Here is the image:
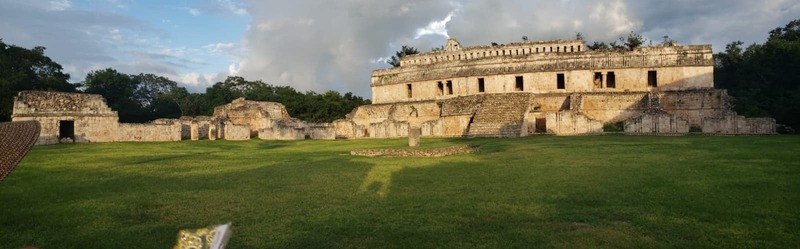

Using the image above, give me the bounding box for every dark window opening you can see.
[594,72,603,88]
[607,72,616,88]
[446,80,453,95]
[478,78,485,93]
[437,81,444,96]
[515,76,524,91]
[648,70,658,87]
[556,74,565,89]
[59,120,75,141]
[406,84,413,98]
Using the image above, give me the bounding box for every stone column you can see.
[208,124,217,141]
[408,126,421,147]
[190,121,199,141]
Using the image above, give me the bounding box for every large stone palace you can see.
[333,38,774,138]
[12,38,775,144]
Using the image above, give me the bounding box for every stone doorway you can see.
[535,118,547,133]
[59,120,75,141]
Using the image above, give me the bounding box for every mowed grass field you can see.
[1,135,799,248]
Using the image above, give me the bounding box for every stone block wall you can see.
[420,119,444,137]
[624,112,690,133]
[306,123,336,140]
[224,123,251,140]
[116,123,181,142]
[258,126,305,140]
[369,120,409,138]
[702,114,776,134]
[546,111,603,135]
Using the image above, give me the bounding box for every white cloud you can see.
[188,8,201,16]
[228,63,239,75]
[414,12,454,39]
[48,0,71,11]
[217,0,247,16]
[204,42,237,55]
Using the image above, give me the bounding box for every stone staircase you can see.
[467,93,533,137]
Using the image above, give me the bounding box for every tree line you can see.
[714,19,800,132]
[0,39,370,123]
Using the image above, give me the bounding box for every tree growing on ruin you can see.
[623,31,646,50]
[386,45,419,67]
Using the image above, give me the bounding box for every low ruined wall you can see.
[546,111,602,135]
[369,120,409,138]
[702,114,776,134]
[624,112,689,133]
[421,119,444,137]
[351,145,481,157]
[332,119,368,139]
[258,126,304,140]
[115,123,181,142]
[306,123,335,140]
[659,90,731,126]
[224,123,251,140]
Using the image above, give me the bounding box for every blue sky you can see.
[1,0,798,97]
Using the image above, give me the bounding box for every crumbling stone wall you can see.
[12,91,180,144]
[546,111,603,135]
[258,123,305,140]
[702,114,776,134]
[224,123,251,140]
[624,112,690,134]
[305,123,336,140]
[213,97,295,137]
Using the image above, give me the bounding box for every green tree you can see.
[587,41,609,50]
[83,68,145,122]
[0,39,77,121]
[386,45,419,67]
[715,19,800,131]
[623,31,646,50]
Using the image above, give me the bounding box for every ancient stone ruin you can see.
[12,37,776,144]
[12,91,181,144]
[334,37,775,137]
[11,92,338,144]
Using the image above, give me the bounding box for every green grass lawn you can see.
[1,136,799,248]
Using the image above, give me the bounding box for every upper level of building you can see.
[397,38,588,67]
[372,38,713,87]
[370,38,715,104]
